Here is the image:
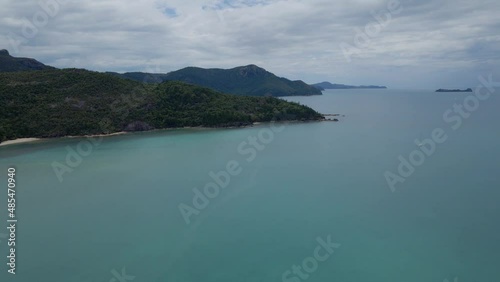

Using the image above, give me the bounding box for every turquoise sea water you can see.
[1,89,499,282]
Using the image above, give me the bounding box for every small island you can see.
[436,88,473,93]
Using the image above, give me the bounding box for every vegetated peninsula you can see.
[108,65,323,97]
[436,88,473,92]
[0,68,324,143]
[312,81,387,90]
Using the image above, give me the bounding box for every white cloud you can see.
[0,0,499,88]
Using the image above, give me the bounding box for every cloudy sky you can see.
[1,0,499,88]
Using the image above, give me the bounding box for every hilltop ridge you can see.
[110,64,322,97]
[0,50,55,72]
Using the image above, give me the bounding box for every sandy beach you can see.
[0,120,322,148]
[0,132,128,147]
[0,138,41,147]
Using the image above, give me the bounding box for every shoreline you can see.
[0,132,130,148]
[65,131,128,139]
[0,119,334,148]
[0,138,42,147]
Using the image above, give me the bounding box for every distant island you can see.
[0,50,325,143]
[436,88,473,92]
[311,81,387,90]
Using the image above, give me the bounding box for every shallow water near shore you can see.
[0,89,499,282]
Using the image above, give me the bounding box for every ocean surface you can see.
[1,89,499,282]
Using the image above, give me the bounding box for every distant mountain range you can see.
[0,50,320,97]
[436,88,472,93]
[0,49,55,72]
[312,81,387,90]
[108,65,322,97]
